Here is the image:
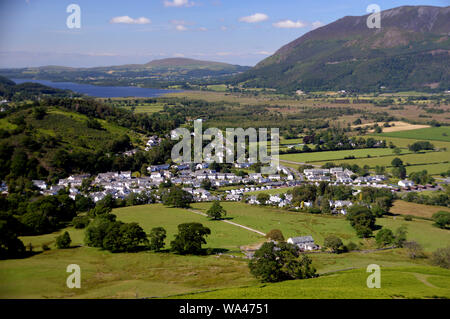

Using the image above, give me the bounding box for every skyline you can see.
[0,0,448,68]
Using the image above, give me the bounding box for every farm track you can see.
[186,209,266,236]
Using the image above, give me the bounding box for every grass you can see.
[377,127,450,142]
[174,266,450,299]
[279,148,411,163]
[113,204,263,252]
[3,203,449,299]
[190,202,449,252]
[390,200,450,219]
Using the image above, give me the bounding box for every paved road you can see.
[187,209,266,236]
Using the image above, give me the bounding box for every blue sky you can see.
[0,0,448,67]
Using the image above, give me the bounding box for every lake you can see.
[12,79,182,98]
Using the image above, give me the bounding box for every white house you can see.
[398,180,415,188]
[287,236,318,251]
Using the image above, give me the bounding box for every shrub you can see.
[72,216,90,229]
[404,215,413,221]
[431,246,450,269]
[346,242,358,251]
[432,211,450,229]
[404,241,425,259]
[265,229,285,242]
[323,235,345,253]
[55,231,71,249]
[375,228,394,247]
[42,243,50,251]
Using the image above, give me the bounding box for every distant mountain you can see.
[235,5,450,93]
[0,58,250,88]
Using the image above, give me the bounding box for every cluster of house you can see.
[304,168,390,187]
[246,192,354,215]
[30,162,299,203]
[145,135,162,151]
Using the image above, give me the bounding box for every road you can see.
[187,209,266,236]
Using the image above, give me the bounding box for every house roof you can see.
[288,235,314,244]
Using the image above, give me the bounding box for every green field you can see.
[280,148,410,163]
[2,202,449,299]
[191,202,449,252]
[377,127,450,142]
[176,266,450,299]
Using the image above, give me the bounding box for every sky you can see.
[0,0,448,68]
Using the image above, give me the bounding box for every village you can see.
[27,161,441,215]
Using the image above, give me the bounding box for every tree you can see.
[391,165,407,179]
[391,157,404,167]
[432,211,450,229]
[102,222,148,253]
[431,246,450,269]
[256,193,270,205]
[404,241,424,259]
[346,205,376,238]
[56,231,71,249]
[162,186,193,208]
[375,228,394,247]
[393,226,408,248]
[72,216,90,229]
[206,201,227,220]
[323,235,344,253]
[265,229,285,242]
[248,242,316,283]
[0,213,25,259]
[148,227,166,252]
[201,179,212,190]
[170,223,211,255]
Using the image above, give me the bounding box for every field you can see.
[176,266,450,299]
[390,200,450,219]
[191,202,449,252]
[352,121,430,133]
[377,127,450,142]
[2,202,449,299]
[279,148,411,163]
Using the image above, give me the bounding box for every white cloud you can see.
[256,51,272,55]
[164,0,194,7]
[311,21,324,29]
[272,20,306,29]
[220,26,228,31]
[110,16,151,24]
[239,13,268,23]
[175,25,188,31]
[198,27,208,31]
[173,53,185,57]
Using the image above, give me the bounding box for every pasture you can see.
[176,266,450,299]
[377,127,450,142]
[2,202,449,299]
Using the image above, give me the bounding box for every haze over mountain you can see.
[234,5,450,93]
[0,58,250,87]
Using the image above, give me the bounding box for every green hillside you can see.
[234,5,450,93]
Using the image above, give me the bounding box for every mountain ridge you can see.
[237,5,450,93]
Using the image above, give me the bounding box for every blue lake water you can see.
[12,79,182,98]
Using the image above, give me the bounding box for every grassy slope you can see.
[390,200,450,219]
[191,202,449,252]
[2,203,449,299]
[377,127,450,142]
[175,266,450,299]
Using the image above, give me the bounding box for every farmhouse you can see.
[287,236,318,251]
[398,180,415,188]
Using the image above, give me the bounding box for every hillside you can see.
[0,76,74,100]
[235,5,450,93]
[0,58,250,88]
